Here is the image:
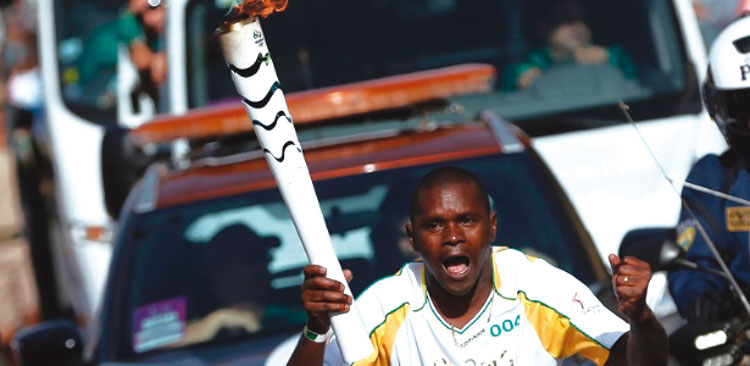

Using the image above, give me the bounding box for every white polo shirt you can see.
[324,247,629,366]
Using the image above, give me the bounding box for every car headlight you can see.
[695,329,729,351]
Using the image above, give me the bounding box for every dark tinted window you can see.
[187,0,697,132]
[54,0,121,124]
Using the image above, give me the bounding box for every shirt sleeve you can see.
[515,254,629,365]
[667,155,729,316]
[117,11,145,45]
[500,48,552,91]
[606,45,637,79]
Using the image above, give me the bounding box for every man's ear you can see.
[405,222,417,252]
[489,210,498,242]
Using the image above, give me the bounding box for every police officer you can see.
[668,15,750,321]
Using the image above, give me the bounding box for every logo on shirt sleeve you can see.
[677,218,697,251]
[572,292,584,309]
[572,291,601,315]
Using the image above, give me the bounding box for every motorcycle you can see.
[619,228,750,366]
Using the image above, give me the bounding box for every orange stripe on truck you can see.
[131,64,496,146]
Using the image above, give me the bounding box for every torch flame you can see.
[234,0,288,18]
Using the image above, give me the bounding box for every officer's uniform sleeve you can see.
[667,155,729,317]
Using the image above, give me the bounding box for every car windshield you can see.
[108,153,599,360]
[186,0,695,132]
[54,0,122,124]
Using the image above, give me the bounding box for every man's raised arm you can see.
[287,265,353,366]
[606,255,668,366]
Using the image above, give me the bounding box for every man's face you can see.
[407,182,497,296]
[143,6,166,35]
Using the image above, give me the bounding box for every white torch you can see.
[216,5,373,364]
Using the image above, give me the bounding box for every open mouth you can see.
[443,256,470,276]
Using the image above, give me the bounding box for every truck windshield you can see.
[186,0,698,135]
[54,0,122,125]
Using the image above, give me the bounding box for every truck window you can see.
[186,0,698,135]
[54,0,123,125]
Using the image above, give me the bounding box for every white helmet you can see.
[703,15,750,149]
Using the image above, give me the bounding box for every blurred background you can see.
[0,0,747,365]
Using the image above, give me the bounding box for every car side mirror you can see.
[11,319,83,366]
[618,227,682,272]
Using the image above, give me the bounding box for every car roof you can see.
[145,122,527,210]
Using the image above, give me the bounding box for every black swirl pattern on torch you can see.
[244,81,282,109]
[229,53,271,78]
[244,108,293,131]
[263,141,302,162]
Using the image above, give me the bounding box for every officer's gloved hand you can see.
[687,291,722,322]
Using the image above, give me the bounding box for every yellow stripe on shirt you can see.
[354,302,411,366]
[491,247,507,294]
[518,292,610,365]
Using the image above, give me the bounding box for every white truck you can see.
[24,0,724,327]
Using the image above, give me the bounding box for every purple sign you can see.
[132,297,187,353]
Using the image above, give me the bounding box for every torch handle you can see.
[219,17,374,364]
[272,157,373,361]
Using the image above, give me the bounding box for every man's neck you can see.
[426,263,493,329]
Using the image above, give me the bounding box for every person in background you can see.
[502,0,635,91]
[119,0,167,108]
[3,1,42,159]
[668,16,750,323]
